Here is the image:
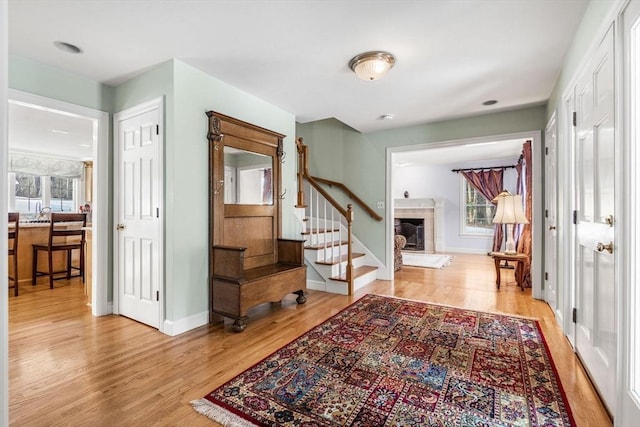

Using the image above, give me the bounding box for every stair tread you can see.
[330,265,378,282]
[315,253,365,265]
[301,228,340,235]
[305,240,349,250]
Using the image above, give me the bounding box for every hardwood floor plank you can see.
[9,253,611,426]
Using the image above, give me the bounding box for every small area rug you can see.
[192,294,575,426]
[402,252,453,269]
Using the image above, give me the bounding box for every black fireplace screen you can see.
[395,218,424,251]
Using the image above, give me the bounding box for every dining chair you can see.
[8,212,19,296]
[32,212,87,289]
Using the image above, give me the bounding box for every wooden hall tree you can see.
[207,111,307,332]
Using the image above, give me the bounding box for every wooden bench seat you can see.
[211,239,307,332]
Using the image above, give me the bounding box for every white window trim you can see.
[459,175,495,238]
[9,173,80,214]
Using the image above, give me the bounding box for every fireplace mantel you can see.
[394,198,444,253]
[394,198,437,209]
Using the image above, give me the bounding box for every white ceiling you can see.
[393,138,524,167]
[8,101,94,161]
[7,0,588,162]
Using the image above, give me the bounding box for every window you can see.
[461,178,495,235]
[14,174,42,213]
[50,176,75,212]
[9,173,79,215]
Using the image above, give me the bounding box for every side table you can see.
[490,252,528,290]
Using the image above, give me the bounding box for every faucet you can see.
[38,207,51,221]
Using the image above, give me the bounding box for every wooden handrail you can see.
[296,137,382,222]
[297,137,356,294]
[309,176,383,222]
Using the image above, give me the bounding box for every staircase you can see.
[296,137,383,295]
[301,217,379,295]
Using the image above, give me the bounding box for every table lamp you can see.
[492,192,529,254]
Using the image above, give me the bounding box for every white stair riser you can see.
[305,231,342,245]
[305,245,350,261]
[353,269,379,291]
[312,257,367,277]
[325,279,349,295]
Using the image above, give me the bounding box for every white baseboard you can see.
[162,310,209,336]
[92,301,114,317]
[306,279,326,292]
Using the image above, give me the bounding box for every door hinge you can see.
[156,124,159,135]
[573,210,578,224]
[572,307,577,323]
[572,111,577,127]
[156,290,159,301]
[545,209,548,218]
[545,272,549,280]
[545,146,549,155]
[156,207,159,218]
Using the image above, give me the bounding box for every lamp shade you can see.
[349,51,395,81]
[493,194,529,225]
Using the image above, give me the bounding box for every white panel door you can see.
[544,113,560,320]
[620,0,640,423]
[115,102,162,328]
[574,25,616,414]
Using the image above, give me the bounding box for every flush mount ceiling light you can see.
[349,51,395,81]
[53,41,83,54]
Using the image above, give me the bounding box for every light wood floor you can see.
[9,253,611,426]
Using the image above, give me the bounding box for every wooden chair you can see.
[32,213,87,289]
[8,212,19,296]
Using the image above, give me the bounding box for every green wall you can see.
[168,60,297,322]
[547,0,617,119]
[9,54,113,112]
[297,106,547,261]
[113,60,298,323]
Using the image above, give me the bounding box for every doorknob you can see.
[605,215,614,227]
[596,241,613,254]
[116,224,125,231]
[549,225,556,230]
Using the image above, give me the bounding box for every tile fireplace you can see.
[394,197,444,254]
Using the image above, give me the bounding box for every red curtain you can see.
[461,169,504,252]
[516,141,532,287]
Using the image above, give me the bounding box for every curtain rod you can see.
[451,164,517,173]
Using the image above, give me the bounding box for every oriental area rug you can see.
[192,294,575,426]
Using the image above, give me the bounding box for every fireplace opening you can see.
[395,218,424,251]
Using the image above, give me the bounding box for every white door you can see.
[114,99,163,329]
[574,25,616,414]
[620,0,640,423]
[544,113,560,320]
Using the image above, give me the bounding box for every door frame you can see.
[112,96,165,332]
[7,89,110,316]
[544,111,561,322]
[617,0,640,422]
[385,130,543,299]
